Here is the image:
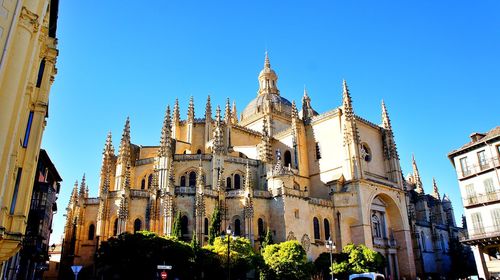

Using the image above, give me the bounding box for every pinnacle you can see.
[205,95,212,120]
[264,51,270,68]
[224,98,231,122]
[381,100,392,130]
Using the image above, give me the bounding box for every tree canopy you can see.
[331,244,385,277]
[208,205,222,245]
[261,240,313,280]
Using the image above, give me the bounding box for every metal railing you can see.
[459,156,500,178]
[463,189,500,207]
[460,225,500,241]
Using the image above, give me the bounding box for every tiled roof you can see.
[448,126,500,156]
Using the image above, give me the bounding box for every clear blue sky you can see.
[42,1,500,244]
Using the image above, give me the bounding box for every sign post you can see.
[71,265,82,280]
[157,263,172,280]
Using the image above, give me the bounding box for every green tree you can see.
[208,205,221,245]
[261,227,274,249]
[204,236,258,279]
[331,244,384,277]
[96,231,193,279]
[172,211,182,238]
[261,240,313,280]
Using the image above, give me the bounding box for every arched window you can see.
[440,234,445,251]
[189,171,196,186]
[134,219,142,233]
[372,214,382,238]
[234,219,241,236]
[113,219,118,236]
[226,177,232,189]
[324,219,330,240]
[313,217,320,240]
[421,231,426,251]
[361,143,372,162]
[197,149,202,154]
[234,174,241,189]
[284,150,292,167]
[88,224,95,240]
[204,218,209,235]
[258,218,264,237]
[141,178,146,190]
[180,176,186,187]
[147,174,153,188]
[181,215,189,235]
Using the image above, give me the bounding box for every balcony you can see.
[460,225,500,245]
[462,189,500,207]
[459,156,500,179]
[373,236,397,248]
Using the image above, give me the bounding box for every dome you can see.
[241,93,293,121]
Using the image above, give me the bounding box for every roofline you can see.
[39,149,62,182]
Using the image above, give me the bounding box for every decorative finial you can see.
[205,95,212,120]
[187,96,195,122]
[264,51,270,68]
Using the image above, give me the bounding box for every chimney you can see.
[469,132,486,142]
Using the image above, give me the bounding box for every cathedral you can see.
[62,54,416,279]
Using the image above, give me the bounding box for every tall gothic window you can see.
[421,231,426,251]
[88,224,95,240]
[234,174,241,189]
[113,219,118,236]
[313,217,320,240]
[181,215,189,235]
[148,174,153,188]
[258,218,264,237]
[315,143,321,160]
[180,176,186,187]
[134,219,142,233]
[204,218,209,235]
[189,171,196,186]
[234,219,241,236]
[141,178,146,190]
[226,177,232,189]
[372,214,382,238]
[324,219,330,240]
[284,150,292,167]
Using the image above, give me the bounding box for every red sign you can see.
[161,271,167,280]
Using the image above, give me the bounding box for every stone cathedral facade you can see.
[62,54,416,278]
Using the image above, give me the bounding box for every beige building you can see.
[448,127,500,279]
[0,0,59,261]
[62,54,416,279]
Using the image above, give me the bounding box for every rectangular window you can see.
[477,150,489,170]
[471,212,484,235]
[460,157,470,176]
[491,209,500,231]
[22,111,34,148]
[485,178,497,201]
[465,184,477,204]
[10,168,23,215]
[36,59,46,88]
[315,142,321,160]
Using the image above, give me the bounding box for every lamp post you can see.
[326,237,336,280]
[225,225,232,280]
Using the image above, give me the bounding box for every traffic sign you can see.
[157,265,172,270]
[71,265,82,275]
[161,271,167,280]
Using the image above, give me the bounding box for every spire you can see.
[224,98,231,124]
[79,174,86,198]
[212,105,224,154]
[301,87,314,121]
[158,105,172,157]
[258,52,279,96]
[342,80,354,121]
[173,98,180,123]
[264,51,270,68]
[187,96,195,122]
[244,160,253,197]
[118,117,131,165]
[205,95,212,121]
[103,132,114,156]
[70,180,79,205]
[291,100,298,120]
[100,132,114,195]
[432,177,440,200]
[259,117,273,162]
[381,100,392,131]
[412,154,424,194]
[231,101,238,124]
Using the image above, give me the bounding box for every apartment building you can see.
[448,126,500,279]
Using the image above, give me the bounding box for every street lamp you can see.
[326,237,336,280]
[224,226,232,280]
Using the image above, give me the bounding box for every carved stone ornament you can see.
[287,231,296,241]
[19,6,39,33]
[301,234,311,252]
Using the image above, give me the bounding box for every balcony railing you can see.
[463,189,500,207]
[373,237,397,248]
[460,225,500,242]
[459,156,500,178]
[130,189,149,198]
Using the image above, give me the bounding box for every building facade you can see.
[0,0,59,261]
[448,127,500,279]
[62,54,416,279]
[405,156,464,278]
